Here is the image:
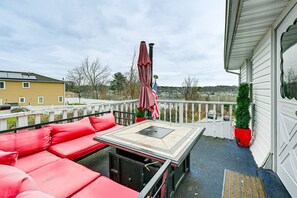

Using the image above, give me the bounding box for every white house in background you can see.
[225,0,297,196]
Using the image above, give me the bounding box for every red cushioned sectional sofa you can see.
[0,113,140,198]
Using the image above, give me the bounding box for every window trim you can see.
[58,96,63,103]
[38,96,44,104]
[19,97,25,103]
[0,81,5,90]
[22,82,30,88]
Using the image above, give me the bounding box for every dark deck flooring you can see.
[78,136,291,198]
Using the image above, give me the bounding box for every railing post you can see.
[17,114,28,128]
[179,103,183,124]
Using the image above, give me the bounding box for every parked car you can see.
[223,115,230,121]
[207,110,217,119]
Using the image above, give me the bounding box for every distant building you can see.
[0,70,64,106]
[65,91,79,98]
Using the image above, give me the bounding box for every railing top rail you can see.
[158,99,236,105]
[0,99,139,119]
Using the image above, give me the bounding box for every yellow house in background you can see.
[0,71,65,106]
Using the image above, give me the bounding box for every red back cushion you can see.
[89,113,116,132]
[48,118,95,145]
[0,165,39,198]
[0,150,18,166]
[0,128,52,157]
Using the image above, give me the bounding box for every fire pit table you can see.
[94,120,205,197]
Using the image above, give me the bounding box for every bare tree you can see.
[125,50,140,99]
[182,76,199,100]
[81,57,111,99]
[66,66,84,103]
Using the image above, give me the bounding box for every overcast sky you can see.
[0,0,238,86]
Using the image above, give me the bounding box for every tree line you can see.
[66,55,200,101]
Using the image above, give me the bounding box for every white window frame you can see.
[38,96,44,104]
[19,97,25,103]
[0,81,5,90]
[58,96,63,103]
[22,82,30,88]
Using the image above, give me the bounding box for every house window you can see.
[281,20,297,100]
[19,97,25,103]
[22,82,30,88]
[0,81,5,89]
[38,96,44,104]
[58,96,63,103]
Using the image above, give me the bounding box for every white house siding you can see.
[250,31,272,167]
[240,63,247,83]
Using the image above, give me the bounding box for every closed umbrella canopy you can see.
[137,41,155,110]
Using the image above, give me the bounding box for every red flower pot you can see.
[234,127,251,148]
[136,117,147,123]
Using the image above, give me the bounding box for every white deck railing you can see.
[0,100,138,131]
[0,99,236,139]
[157,100,236,139]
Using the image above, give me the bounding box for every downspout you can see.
[225,69,241,85]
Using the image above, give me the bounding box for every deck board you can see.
[222,169,265,198]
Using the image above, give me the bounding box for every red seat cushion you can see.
[29,159,100,198]
[0,165,39,198]
[15,151,60,173]
[89,113,116,132]
[48,118,96,145]
[0,150,18,166]
[0,128,52,156]
[95,124,124,136]
[71,176,139,198]
[16,190,55,198]
[48,134,106,160]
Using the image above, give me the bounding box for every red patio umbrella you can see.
[137,41,155,111]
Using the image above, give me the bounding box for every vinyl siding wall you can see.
[240,63,247,83]
[250,31,272,167]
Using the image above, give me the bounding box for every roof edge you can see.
[224,0,243,71]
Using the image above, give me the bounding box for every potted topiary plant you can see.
[135,108,147,123]
[234,83,251,147]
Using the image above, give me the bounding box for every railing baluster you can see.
[198,104,201,122]
[169,102,172,123]
[163,102,167,121]
[73,109,78,119]
[179,103,183,124]
[175,103,178,123]
[185,103,188,123]
[35,114,41,125]
[83,107,88,116]
[0,118,7,130]
[213,104,216,137]
[221,104,224,138]
[49,111,55,122]
[62,110,67,124]
[192,103,194,124]
[229,105,233,139]
[91,106,95,114]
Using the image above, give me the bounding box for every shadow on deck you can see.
[78,136,290,198]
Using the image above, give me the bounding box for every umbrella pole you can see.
[149,43,154,87]
[148,43,154,120]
